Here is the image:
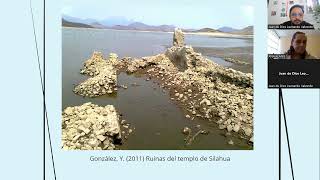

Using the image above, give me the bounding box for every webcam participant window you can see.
[267,0,320,88]
[268,30,320,59]
[268,0,320,29]
[267,30,320,88]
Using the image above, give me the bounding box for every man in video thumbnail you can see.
[280,5,313,26]
[285,31,316,59]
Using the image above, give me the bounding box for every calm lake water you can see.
[62,27,252,150]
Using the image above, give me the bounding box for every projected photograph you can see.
[62,0,254,150]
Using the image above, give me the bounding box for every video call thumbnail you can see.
[268,30,320,59]
[268,0,319,29]
[267,30,320,88]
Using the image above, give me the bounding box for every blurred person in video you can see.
[280,5,313,26]
[285,32,317,59]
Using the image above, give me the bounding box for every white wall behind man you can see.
[268,0,308,24]
[279,34,320,58]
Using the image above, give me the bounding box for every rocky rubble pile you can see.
[126,58,148,73]
[71,28,254,143]
[62,102,122,150]
[74,66,117,97]
[113,31,254,141]
[80,52,108,76]
[224,57,250,65]
[74,52,118,97]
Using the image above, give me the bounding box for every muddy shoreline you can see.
[194,46,253,73]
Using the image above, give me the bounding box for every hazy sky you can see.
[62,0,254,29]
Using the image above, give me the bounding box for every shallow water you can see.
[185,34,252,48]
[204,56,233,67]
[62,27,252,58]
[62,27,252,150]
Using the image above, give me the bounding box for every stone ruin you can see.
[65,28,254,148]
[73,52,118,97]
[62,102,122,150]
[173,28,185,47]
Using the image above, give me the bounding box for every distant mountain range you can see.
[61,15,253,35]
[231,26,253,35]
[217,26,253,35]
[63,15,135,27]
[218,26,238,32]
[110,22,176,32]
[195,28,220,33]
[62,19,94,28]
